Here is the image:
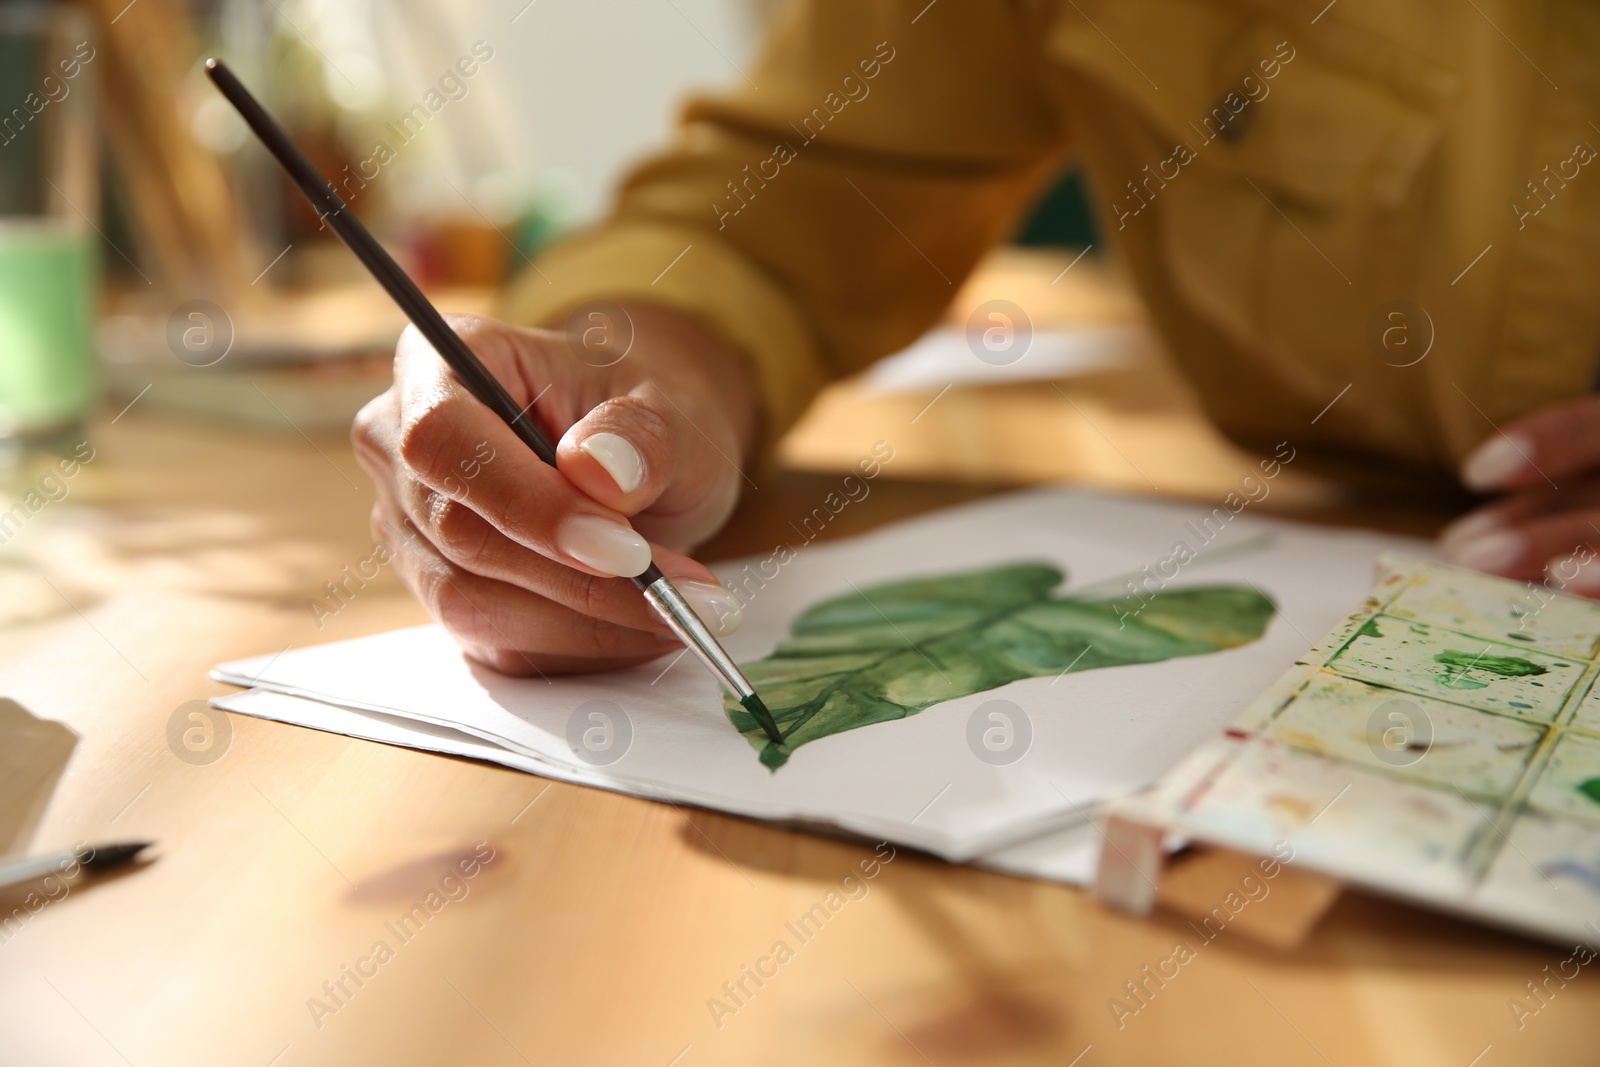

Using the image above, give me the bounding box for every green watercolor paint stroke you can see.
[723,561,1276,770]
[1579,778,1600,805]
[1434,673,1487,690]
[1432,649,1550,679]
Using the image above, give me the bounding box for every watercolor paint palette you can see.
[1099,556,1600,944]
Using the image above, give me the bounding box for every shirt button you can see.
[1216,99,1255,144]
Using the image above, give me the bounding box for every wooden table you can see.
[0,251,1589,1066]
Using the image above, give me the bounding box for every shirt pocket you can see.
[1048,1,1458,357]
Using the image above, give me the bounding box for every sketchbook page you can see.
[1112,556,1600,946]
[213,688,561,778]
[213,488,1428,860]
[213,689,708,805]
[217,687,1111,885]
[974,820,1104,884]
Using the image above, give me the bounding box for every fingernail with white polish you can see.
[1439,511,1501,552]
[680,579,743,636]
[556,514,652,577]
[1447,530,1525,573]
[1551,554,1600,596]
[579,432,644,494]
[1461,434,1533,492]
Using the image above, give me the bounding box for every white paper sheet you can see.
[862,325,1140,393]
[211,686,1110,882]
[211,489,1430,861]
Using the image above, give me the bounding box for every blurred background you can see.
[1,0,772,437]
[0,0,1103,443]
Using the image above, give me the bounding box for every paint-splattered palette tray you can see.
[1098,555,1600,945]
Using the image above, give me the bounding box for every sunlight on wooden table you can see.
[0,249,1584,1067]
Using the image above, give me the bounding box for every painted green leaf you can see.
[723,561,1276,770]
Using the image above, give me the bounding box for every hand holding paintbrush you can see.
[205,60,783,742]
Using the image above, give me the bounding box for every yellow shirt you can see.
[501,0,1600,471]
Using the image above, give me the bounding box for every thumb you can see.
[555,381,742,553]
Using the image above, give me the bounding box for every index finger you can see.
[392,321,654,580]
[1461,394,1600,491]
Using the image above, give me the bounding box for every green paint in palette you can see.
[1432,649,1549,690]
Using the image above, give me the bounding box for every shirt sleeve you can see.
[498,0,1071,445]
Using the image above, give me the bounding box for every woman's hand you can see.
[352,304,761,675]
[1441,393,1600,594]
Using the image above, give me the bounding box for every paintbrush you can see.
[204,58,784,745]
[0,841,152,890]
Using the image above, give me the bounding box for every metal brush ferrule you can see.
[642,576,754,700]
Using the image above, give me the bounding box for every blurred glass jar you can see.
[0,4,97,441]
